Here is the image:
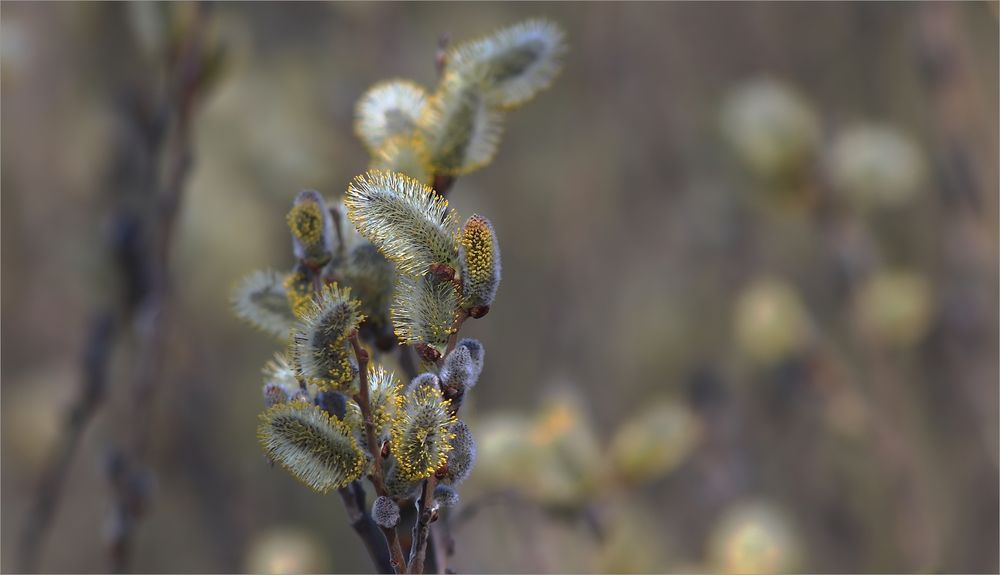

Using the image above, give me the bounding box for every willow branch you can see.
[407,477,439,574]
[408,305,470,574]
[338,481,394,574]
[350,332,407,574]
[107,5,213,571]
[443,312,469,360]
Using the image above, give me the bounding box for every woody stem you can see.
[349,331,407,574]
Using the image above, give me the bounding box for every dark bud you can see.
[441,386,464,413]
[469,305,490,319]
[374,325,398,352]
[428,262,457,283]
[380,440,391,459]
[434,464,449,480]
[315,390,348,420]
[433,174,456,196]
[415,343,441,362]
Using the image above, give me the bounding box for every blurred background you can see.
[2,2,998,573]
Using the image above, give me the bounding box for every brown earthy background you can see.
[2,2,998,573]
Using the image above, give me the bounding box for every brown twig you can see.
[407,477,439,574]
[106,5,215,571]
[432,174,457,198]
[338,481,394,574]
[17,314,116,573]
[443,312,469,360]
[350,332,408,574]
[408,305,471,574]
[430,521,450,573]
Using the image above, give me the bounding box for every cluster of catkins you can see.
[357,19,566,183]
[232,173,494,512]
[230,18,565,538]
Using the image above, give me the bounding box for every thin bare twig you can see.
[443,312,469,360]
[17,314,116,573]
[107,5,215,571]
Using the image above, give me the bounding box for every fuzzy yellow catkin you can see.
[292,284,365,392]
[257,399,366,493]
[733,277,812,366]
[827,125,925,210]
[390,383,456,481]
[446,18,567,110]
[720,79,819,181]
[261,353,301,406]
[418,72,504,176]
[459,214,501,312]
[345,169,460,277]
[369,135,433,185]
[709,501,801,574]
[287,190,335,267]
[355,80,428,152]
[231,269,296,339]
[390,274,460,349]
[287,201,324,247]
[853,269,932,348]
[283,264,317,319]
[366,364,401,442]
[609,401,700,484]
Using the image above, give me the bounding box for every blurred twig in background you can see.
[2,3,996,573]
[16,314,116,573]
[106,4,221,571]
[16,3,223,573]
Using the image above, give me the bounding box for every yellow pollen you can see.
[287,201,325,247]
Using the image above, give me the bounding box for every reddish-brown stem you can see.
[439,310,470,368]
[432,174,456,197]
[349,332,407,574]
[410,306,470,573]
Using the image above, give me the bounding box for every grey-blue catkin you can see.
[314,390,347,419]
[444,420,476,485]
[384,463,422,499]
[407,373,440,396]
[372,495,401,528]
[434,484,460,508]
[456,339,485,385]
[440,346,476,393]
